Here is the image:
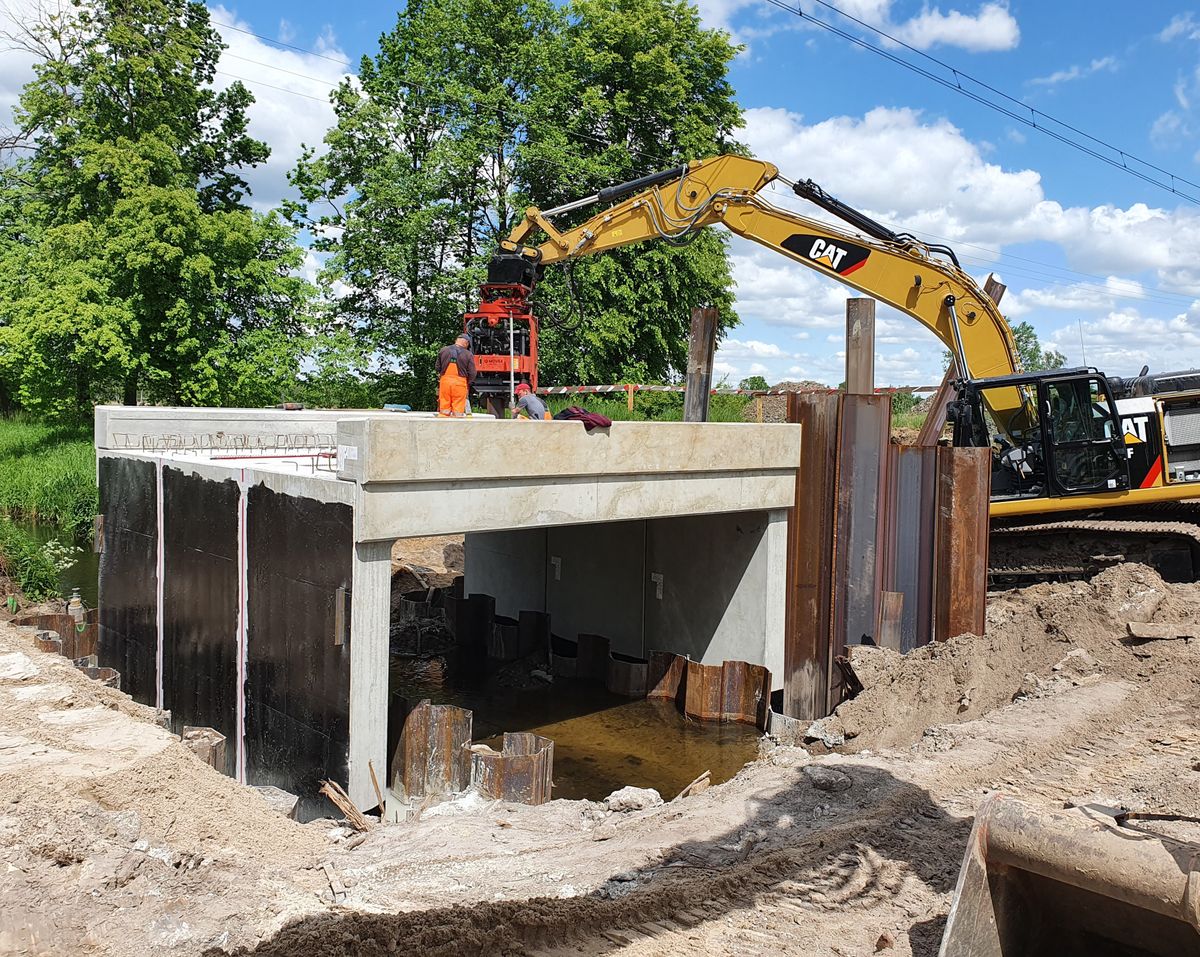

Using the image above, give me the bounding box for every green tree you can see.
[0,0,310,417]
[290,0,743,407]
[942,320,1066,375]
[738,375,769,391]
[1011,320,1067,372]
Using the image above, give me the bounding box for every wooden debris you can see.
[368,759,385,813]
[319,779,372,832]
[673,769,712,801]
[1126,621,1197,641]
[322,862,347,902]
[344,833,368,850]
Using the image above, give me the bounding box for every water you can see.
[390,651,761,801]
[9,516,99,607]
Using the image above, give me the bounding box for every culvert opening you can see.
[385,538,761,803]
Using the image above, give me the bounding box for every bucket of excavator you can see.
[940,795,1200,957]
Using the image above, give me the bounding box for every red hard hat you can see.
[515,382,531,394]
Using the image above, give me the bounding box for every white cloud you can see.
[741,105,1200,287]
[1046,306,1200,376]
[0,0,50,138]
[1160,13,1200,43]
[210,6,349,211]
[887,2,1020,52]
[694,0,1018,53]
[1029,56,1117,88]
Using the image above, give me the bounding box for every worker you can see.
[512,381,550,420]
[437,334,476,416]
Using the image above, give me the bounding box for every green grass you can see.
[0,516,62,601]
[0,417,97,537]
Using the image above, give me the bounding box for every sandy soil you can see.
[2,564,1199,956]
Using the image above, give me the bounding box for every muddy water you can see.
[390,653,760,801]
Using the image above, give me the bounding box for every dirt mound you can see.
[740,380,831,423]
[824,564,1194,751]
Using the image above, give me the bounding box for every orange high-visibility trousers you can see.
[438,363,469,416]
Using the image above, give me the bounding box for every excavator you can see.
[463,153,1200,956]
[466,153,1200,583]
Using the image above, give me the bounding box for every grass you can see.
[0,416,98,537]
[0,516,62,601]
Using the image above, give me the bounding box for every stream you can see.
[9,515,98,606]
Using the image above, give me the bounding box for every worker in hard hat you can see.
[437,334,476,416]
[512,381,551,421]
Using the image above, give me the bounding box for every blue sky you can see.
[6,1,1200,387]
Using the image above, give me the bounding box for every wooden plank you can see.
[845,298,875,395]
[933,446,990,641]
[683,305,718,422]
[783,392,840,720]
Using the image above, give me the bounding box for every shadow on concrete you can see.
[205,762,973,957]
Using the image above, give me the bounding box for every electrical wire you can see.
[210,13,1200,311]
[763,0,1200,205]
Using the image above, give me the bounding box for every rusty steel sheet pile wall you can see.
[471,733,555,805]
[162,468,240,777]
[783,396,990,720]
[647,653,771,730]
[391,700,472,802]
[933,446,991,641]
[783,393,840,721]
[97,456,159,703]
[15,613,98,661]
[832,394,891,681]
[882,445,938,653]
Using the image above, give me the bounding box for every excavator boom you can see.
[500,154,1025,431]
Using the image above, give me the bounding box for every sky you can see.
[6,1,1200,387]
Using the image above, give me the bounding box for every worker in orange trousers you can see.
[437,334,476,416]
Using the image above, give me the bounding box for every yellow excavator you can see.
[473,154,1200,956]
[473,154,1200,581]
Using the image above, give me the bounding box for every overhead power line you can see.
[763,0,1200,206]
[209,13,1200,309]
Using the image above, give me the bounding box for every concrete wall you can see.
[464,528,548,620]
[464,510,787,683]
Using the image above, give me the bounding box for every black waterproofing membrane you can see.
[245,484,353,820]
[97,457,158,703]
[162,468,239,776]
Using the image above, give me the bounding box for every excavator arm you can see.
[499,154,1027,432]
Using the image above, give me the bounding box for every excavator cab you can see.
[953,369,1130,503]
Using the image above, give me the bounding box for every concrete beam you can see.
[337,418,801,485]
[354,469,797,541]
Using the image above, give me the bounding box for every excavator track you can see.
[989,503,1200,587]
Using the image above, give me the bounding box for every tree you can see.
[942,319,1066,375]
[290,0,744,406]
[738,375,769,391]
[1011,320,1067,372]
[0,0,311,417]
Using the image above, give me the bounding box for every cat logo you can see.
[1122,415,1149,443]
[781,233,871,276]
